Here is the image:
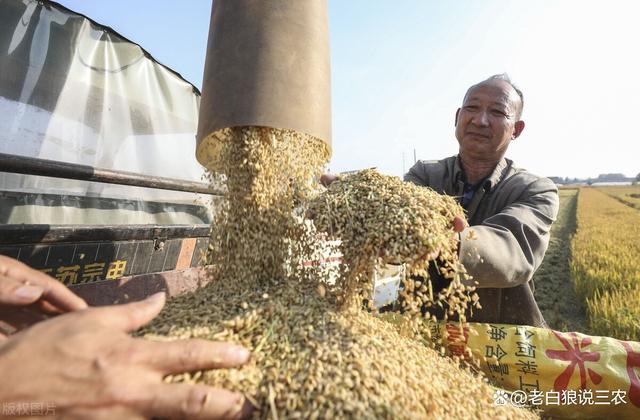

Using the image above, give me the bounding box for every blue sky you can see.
[57,0,639,179]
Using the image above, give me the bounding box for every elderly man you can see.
[404,74,558,327]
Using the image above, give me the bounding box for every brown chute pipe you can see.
[196,0,332,171]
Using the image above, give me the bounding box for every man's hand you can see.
[0,293,252,419]
[453,216,466,233]
[418,216,467,261]
[0,255,87,310]
[0,255,88,336]
[319,173,338,187]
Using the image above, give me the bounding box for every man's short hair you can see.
[465,73,524,119]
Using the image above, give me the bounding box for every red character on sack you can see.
[619,341,640,408]
[545,331,602,390]
[445,323,469,358]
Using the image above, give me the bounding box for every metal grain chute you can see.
[196,0,332,172]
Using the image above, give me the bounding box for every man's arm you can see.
[459,178,559,288]
[404,162,429,186]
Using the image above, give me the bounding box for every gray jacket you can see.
[405,155,559,327]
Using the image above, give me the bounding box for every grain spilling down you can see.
[307,169,479,322]
[141,126,535,419]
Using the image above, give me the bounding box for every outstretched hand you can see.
[0,292,252,419]
[0,255,88,336]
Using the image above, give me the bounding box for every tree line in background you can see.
[548,172,640,186]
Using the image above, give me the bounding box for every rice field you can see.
[570,187,640,341]
[597,184,640,210]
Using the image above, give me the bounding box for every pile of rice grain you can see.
[307,169,479,321]
[142,126,534,419]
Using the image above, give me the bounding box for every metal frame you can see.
[0,153,222,195]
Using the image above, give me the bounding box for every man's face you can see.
[454,80,524,163]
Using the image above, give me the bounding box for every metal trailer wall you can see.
[0,0,215,286]
[0,0,212,226]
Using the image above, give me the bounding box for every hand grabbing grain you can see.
[0,293,252,419]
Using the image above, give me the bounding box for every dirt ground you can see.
[532,188,588,332]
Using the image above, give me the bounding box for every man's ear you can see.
[455,108,461,126]
[512,120,525,139]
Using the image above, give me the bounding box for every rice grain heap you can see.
[307,169,479,322]
[142,127,534,419]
